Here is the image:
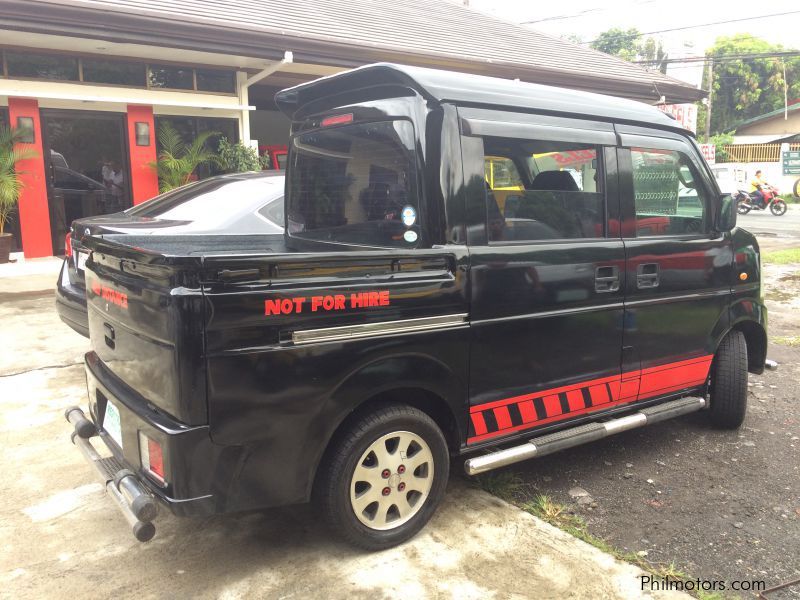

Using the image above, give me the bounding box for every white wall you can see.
[719,161,798,194]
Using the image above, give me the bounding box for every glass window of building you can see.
[196,68,236,93]
[6,52,79,81]
[148,65,194,90]
[155,116,240,179]
[82,59,147,86]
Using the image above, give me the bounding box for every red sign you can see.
[657,104,697,134]
[699,144,716,165]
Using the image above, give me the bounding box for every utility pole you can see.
[704,57,713,142]
[783,60,789,120]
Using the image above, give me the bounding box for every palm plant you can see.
[152,123,222,192]
[0,125,37,236]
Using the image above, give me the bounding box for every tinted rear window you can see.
[287,120,420,248]
[126,178,283,224]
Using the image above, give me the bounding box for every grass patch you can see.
[475,471,524,501]
[773,335,800,347]
[763,248,800,265]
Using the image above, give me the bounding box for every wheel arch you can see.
[730,318,767,374]
[307,354,465,497]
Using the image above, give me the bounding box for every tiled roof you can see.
[1,0,705,103]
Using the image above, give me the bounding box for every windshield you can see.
[126,177,284,225]
[287,120,420,248]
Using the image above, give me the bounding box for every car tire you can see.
[314,403,449,550]
[709,330,748,429]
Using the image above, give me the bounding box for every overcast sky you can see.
[467,0,799,87]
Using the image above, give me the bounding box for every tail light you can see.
[139,431,166,485]
[64,232,72,258]
[321,113,353,127]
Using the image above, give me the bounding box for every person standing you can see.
[109,162,126,211]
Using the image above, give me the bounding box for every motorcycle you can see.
[734,183,787,216]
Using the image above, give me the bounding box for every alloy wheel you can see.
[349,430,434,531]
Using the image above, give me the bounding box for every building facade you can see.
[1,0,703,257]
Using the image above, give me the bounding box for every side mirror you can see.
[717,193,737,232]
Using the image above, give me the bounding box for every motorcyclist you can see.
[749,170,768,208]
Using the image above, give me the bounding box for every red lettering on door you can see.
[265,291,391,316]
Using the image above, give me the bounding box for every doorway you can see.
[41,110,130,254]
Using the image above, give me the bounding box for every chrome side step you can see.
[464,396,706,476]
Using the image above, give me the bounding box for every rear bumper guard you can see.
[65,406,158,542]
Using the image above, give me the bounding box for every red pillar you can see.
[126,105,159,205]
[7,98,52,258]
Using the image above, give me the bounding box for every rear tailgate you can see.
[83,235,207,425]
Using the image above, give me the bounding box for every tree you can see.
[152,123,221,192]
[590,27,669,73]
[703,34,800,135]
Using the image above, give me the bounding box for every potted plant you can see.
[152,123,222,192]
[0,125,36,263]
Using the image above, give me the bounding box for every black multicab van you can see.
[66,64,768,550]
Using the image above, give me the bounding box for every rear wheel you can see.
[736,196,751,214]
[770,199,787,216]
[314,404,449,550]
[709,330,748,429]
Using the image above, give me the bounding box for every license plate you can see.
[76,251,89,271]
[104,400,123,449]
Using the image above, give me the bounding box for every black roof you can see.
[275,63,681,131]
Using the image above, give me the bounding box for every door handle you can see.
[636,263,660,289]
[595,265,620,293]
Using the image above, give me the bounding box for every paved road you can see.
[738,204,800,239]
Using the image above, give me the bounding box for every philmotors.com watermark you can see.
[641,574,766,593]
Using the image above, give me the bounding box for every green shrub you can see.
[218,137,264,173]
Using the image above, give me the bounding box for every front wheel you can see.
[314,404,449,550]
[709,330,748,429]
[770,199,787,216]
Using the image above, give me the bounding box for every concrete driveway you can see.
[0,256,685,599]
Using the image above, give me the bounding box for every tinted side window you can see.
[485,156,523,190]
[631,148,708,236]
[483,138,604,242]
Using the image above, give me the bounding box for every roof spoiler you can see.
[274,63,431,120]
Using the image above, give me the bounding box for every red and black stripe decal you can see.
[468,355,712,444]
